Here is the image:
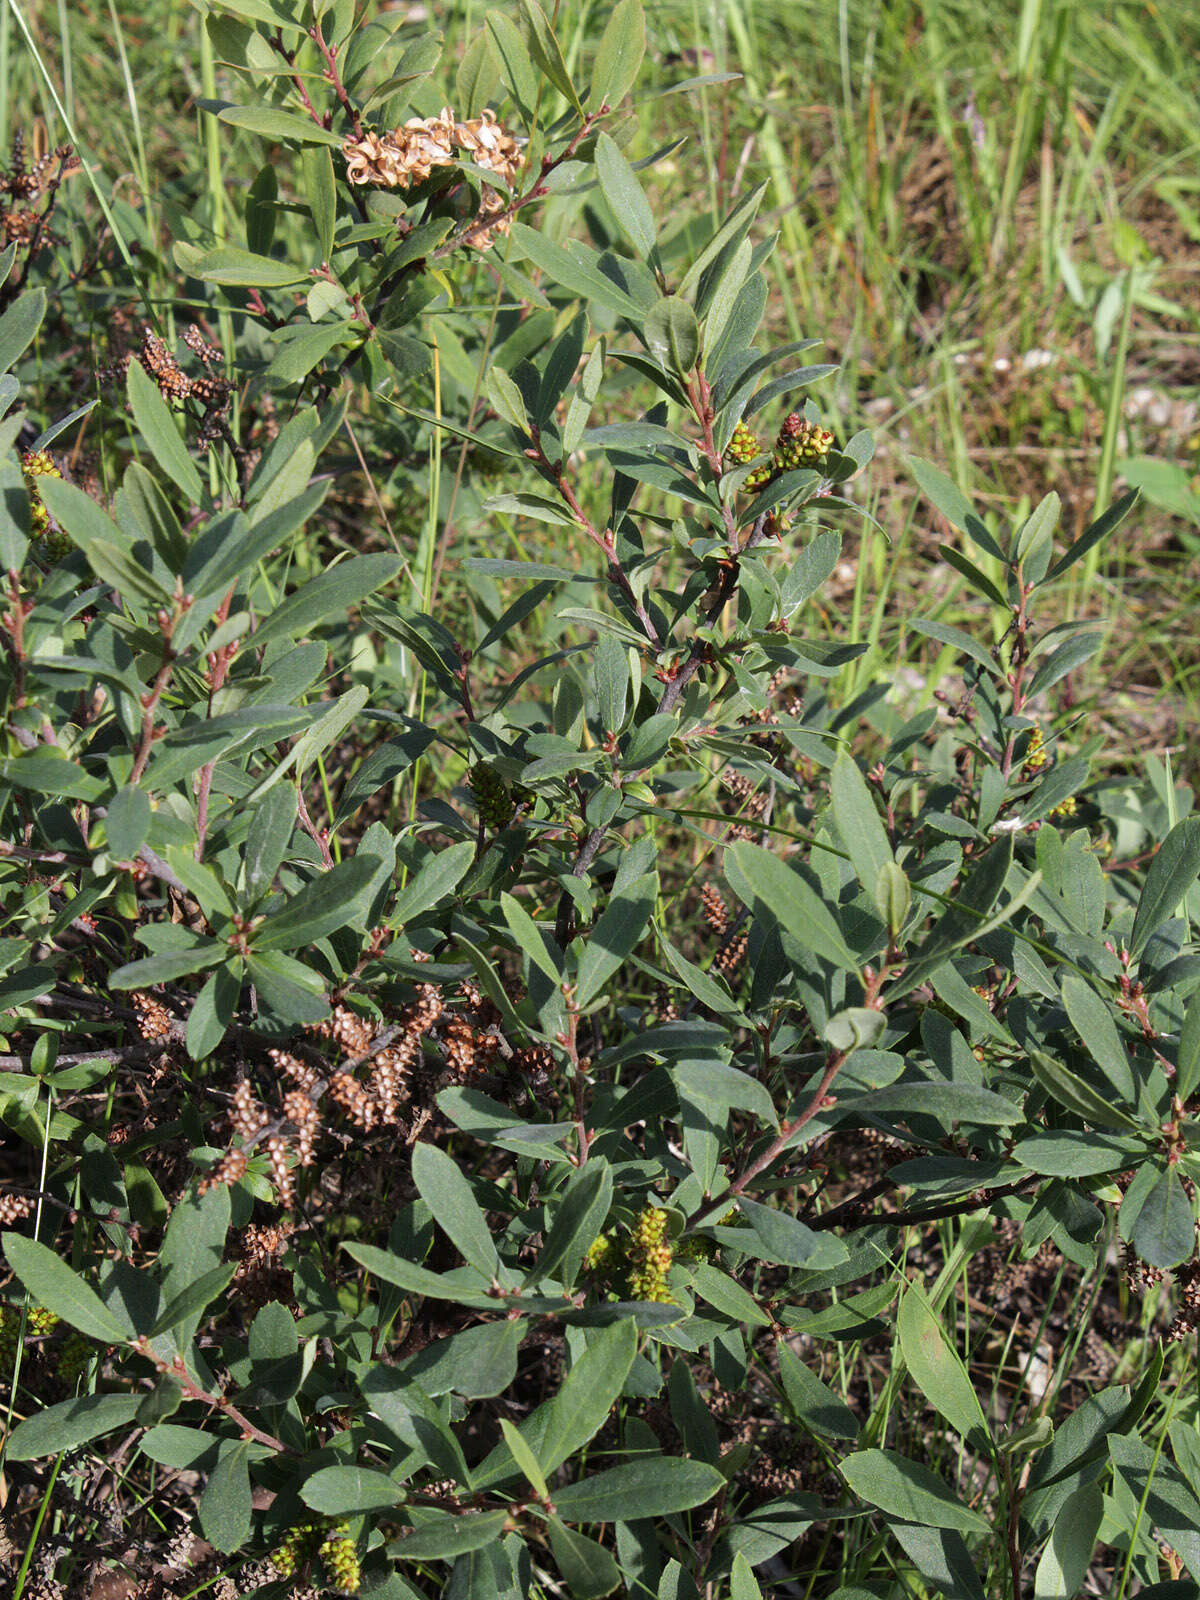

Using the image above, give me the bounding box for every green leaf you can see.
[588,0,645,107]
[242,784,296,902]
[186,962,242,1060]
[874,861,911,938]
[300,144,336,261]
[725,841,858,972]
[549,1518,621,1598]
[897,1286,988,1444]
[456,28,501,119]
[393,1510,508,1561]
[1033,1482,1104,1600]
[0,753,105,802]
[254,855,383,950]
[218,104,346,146]
[195,244,314,287]
[38,477,174,605]
[411,1139,500,1279]
[510,224,642,319]
[402,1318,522,1399]
[1130,817,1200,957]
[1060,974,1134,1100]
[110,942,225,990]
[484,366,529,433]
[500,1418,549,1499]
[911,618,1002,679]
[485,11,538,115]
[644,296,700,376]
[517,0,583,111]
[908,456,977,535]
[2,1234,128,1344]
[840,1448,990,1534]
[1132,1166,1195,1269]
[199,1440,253,1555]
[343,1242,498,1308]
[0,288,46,373]
[5,1393,144,1460]
[830,750,893,892]
[1029,1050,1142,1133]
[500,892,561,986]
[552,1457,724,1523]
[532,1161,613,1289]
[840,1079,1022,1126]
[730,1198,848,1269]
[777,1339,859,1439]
[149,1264,237,1339]
[106,786,152,861]
[1015,491,1061,565]
[1179,992,1200,1102]
[1045,489,1139,581]
[595,133,656,258]
[301,1465,404,1515]
[127,359,205,506]
[523,1319,638,1479]
[392,840,476,927]
[248,553,402,653]
[1012,1131,1145,1177]
[576,872,657,1007]
[731,1554,764,1600]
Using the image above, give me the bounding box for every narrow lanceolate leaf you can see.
[1060,974,1134,1100]
[411,1139,500,1278]
[199,1440,253,1555]
[1130,816,1200,957]
[1034,1483,1104,1600]
[575,872,657,1007]
[127,358,205,505]
[830,751,893,893]
[841,1448,991,1534]
[552,1457,724,1523]
[725,841,857,971]
[3,1234,128,1344]
[253,854,383,950]
[525,1318,637,1476]
[531,1160,613,1289]
[777,1340,859,1439]
[1132,1166,1196,1269]
[5,1394,144,1460]
[588,0,645,107]
[595,133,656,259]
[0,287,46,373]
[248,554,402,653]
[897,1288,988,1444]
[643,297,700,377]
[549,1519,621,1598]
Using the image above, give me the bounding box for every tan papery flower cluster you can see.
[343,107,523,248]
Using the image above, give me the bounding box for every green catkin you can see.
[626,1206,674,1303]
[468,762,515,831]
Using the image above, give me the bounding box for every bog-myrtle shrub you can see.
[0,3,1196,1597]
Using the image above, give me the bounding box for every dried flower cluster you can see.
[1,131,78,265]
[342,107,523,249]
[101,324,232,450]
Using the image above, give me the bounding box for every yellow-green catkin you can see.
[270,1518,360,1593]
[773,412,834,472]
[21,450,69,559]
[468,762,515,831]
[626,1206,674,1303]
[320,1522,362,1593]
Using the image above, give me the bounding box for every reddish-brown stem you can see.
[310,21,363,139]
[194,588,238,860]
[129,622,179,784]
[530,437,662,649]
[296,784,335,869]
[1000,577,1034,779]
